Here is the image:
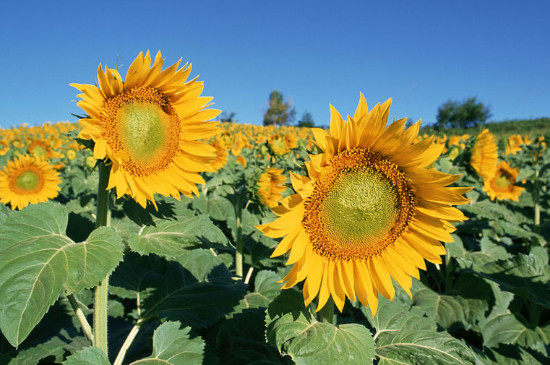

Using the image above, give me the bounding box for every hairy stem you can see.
[67,294,93,343]
[235,189,245,277]
[113,319,145,365]
[94,161,112,356]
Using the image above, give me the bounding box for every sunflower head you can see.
[0,154,62,210]
[483,161,524,201]
[257,93,471,314]
[257,168,287,208]
[71,51,221,208]
[469,129,498,180]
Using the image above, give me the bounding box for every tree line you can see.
[223,91,501,130]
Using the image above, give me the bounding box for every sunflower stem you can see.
[235,188,245,278]
[533,178,541,229]
[94,161,112,356]
[113,319,144,365]
[318,297,335,324]
[67,294,93,343]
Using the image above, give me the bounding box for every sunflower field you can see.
[0,53,549,365]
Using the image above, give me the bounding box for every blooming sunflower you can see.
[0,154,61,210]
[505,135,524,155]
[470,129,498,180]
[483,161,524,201]
[257,94,471,314]
[71,51,220,208]
[257,168,287,208]
[209,138,228,171]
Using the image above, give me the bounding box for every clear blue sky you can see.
[1,0,548,129]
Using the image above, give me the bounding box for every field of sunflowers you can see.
[0,52,549,365]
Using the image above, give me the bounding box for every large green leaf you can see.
[472,247,550,308]
[63,347,109,365]
[480,283,548,348]
[110,250,245,328]
[413,285,488,331]
[217,309,291,364]
[130,321,204,365]
[0,202,123,347]
[128,214,229,258]
[364,297,477,365]
[233,270,282,314]
[266,290,376,365]
[3,300,89,364]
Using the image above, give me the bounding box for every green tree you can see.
[263,90,296,126]
[298,111,315,128]
[436,97,491,129]
[219,111,237,123]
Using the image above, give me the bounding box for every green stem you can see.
[534,179,541,228]
[67,294,93,343]
[94,161,112,356]
[318,297,335,324]
[235,189,245,277]
[113,319,144,365]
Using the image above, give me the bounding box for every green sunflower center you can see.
[494,173,511,190]
[117,102,171,163]
[319,169,400,248]
[303,148,416,261]
[15,171,41,191]
[105,87,182,176]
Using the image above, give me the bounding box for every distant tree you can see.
[436,97,491,129]
[298,111,315,128]
[405,118,416,129]
[220,111,237,123]
[263,90,296,126]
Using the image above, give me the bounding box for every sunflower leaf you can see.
[233,270,282,314]
[480,282,549,348]
[110,250,245,328]
[0,202,124,347]
[364,297,477,365]
[129,321,204,365]
[471,247,550,308]
[127,214,230,258]
[63,346,110,365]
[266,290,376,365]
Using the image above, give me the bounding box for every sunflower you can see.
[470,129,498,180]
[209,138,228,171]
[0,140,9,156]
[71,51,220,208]
[483,161,524,201]
[505,135,524,155]
[257,94,470,314]
[257,168,287,208]
[0,154,61,210]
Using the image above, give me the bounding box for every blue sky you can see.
[1,1,548,129]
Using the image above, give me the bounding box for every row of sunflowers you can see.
[0,119,543,210]
[0,52,548,364]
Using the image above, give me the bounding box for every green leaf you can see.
[0,202,123,347]
[461,199,525,224]
[193,195,235,221]
[364,297,477,365]
[472,247,550,308]
[234,270,282,314]
[266,290,376,365]
[480,283,548,348]
[110,250,245,328]
[413,285,488,331]
[63,347,110,365]
[217,309,291,364]
[130,321,204,365]
[128,214,229,258]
